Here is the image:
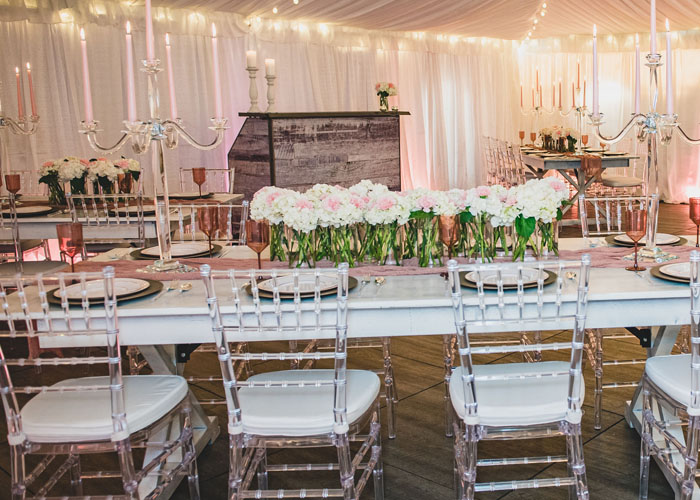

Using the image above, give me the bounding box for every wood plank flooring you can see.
[0,201,693,499]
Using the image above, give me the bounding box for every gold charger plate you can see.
[605,235,687,248]
[130,244,222,260]
[459,270,557,290]
[649,264,689,284]
[244,276,358,299]
[47,279,163,306]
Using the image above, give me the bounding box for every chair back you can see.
[690,252,700,414]
[67,192,145,247]
[200,264,350,435]
[447,257,591,425]
[0,195,21,261]
[0,268,128,445]
[171,201,249,245]
[179,167,235,194]
[578,194,659,239]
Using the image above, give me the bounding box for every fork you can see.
[151,280,180,302]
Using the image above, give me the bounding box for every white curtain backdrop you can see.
[0,2,520,195]
[518,32,700,203]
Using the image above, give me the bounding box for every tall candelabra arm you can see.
[591,114,643,145]
[79,120,132,154]
[162,117,228,151]
[677,125,700,145]
[559,106,575,117]
[1,116,39,135]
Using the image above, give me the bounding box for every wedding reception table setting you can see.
[8,0,700,499]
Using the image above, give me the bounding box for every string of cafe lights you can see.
[524,2,548,41]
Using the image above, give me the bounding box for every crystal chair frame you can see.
[178,167,235,194]
[0,267,200,499]
[447,257,591,499]
[482,137,498,185]
[600,137,645,196]
[200,263,384,500]
[170,201,249,246]
[0,194,51,263]
[639,251,700,500]
[579,193,659,429]
[66,192,146,249]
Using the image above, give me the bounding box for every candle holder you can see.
[0,112,39,195]
[265,74,276,112]
[589,49,700,251]
[247,66,260,112]
[79,58,228,272]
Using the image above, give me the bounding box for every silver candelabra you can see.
[79,58,227,271]
[589,51,699,250]
[0,106,39,194]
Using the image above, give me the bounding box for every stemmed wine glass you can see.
[5,174,20,195]
[690,198,700,247]
[245,219,270,269]
[56,223,84,272]
[581,134,589,148]
[196,206,219,257]
[518,130,525,147]
[192,168,206,199]
[438,215,459,259]
[529,132,537,146]
[624,209,647,272]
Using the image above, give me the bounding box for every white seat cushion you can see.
[239,369,380,436]
[450,361,584,426]
[601,174,643,188]
[21,375,188,443]
[645,354,691,405]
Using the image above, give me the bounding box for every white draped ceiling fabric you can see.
[2,0,700,201]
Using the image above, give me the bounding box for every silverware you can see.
[565,271,577,280]
[374,277,386,286]
[152,280,179,302]
[179,282,192,293]
[358,275,372,295]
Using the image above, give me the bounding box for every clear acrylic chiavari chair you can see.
[579,194,659,430]
[0,194,51,263]
[639,251,700,500]
[171,201,249,245]
[67,192,146,252]
[178,167,235,194]
[482,137,498,185]
[446,257,591,499]
[200,263,384,500]
[0,267,200,499]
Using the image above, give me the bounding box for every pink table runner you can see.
[72,245,700,280]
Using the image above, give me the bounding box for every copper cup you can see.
[5,174,20,194]
[192,168,206,198]
[438,215,460,259]
[118,172,133,194]
[196,206,219,257]
[529,132,537,145]
[245,219,270,269]
[624,209,647,272]
[690,198,700,247]
[56,222,84,272]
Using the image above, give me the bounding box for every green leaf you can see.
[514,215,536,238]
[410,210,434,220]
[556,208,563,221]
[459,211,474,223]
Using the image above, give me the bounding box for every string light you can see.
[523,0,547,41]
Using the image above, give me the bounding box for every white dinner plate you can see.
[659,262,690,280]
[257,274,338,294]
[141,242,211,257]
[464,268,542,286]
[57,278,150,300]
[614,233,680,245]
[539,153,565,158]
[583,148,606,152]
[169,192,211,199]
[5,205,54,215]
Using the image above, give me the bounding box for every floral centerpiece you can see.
[539,125,578,152]
[375,82,397,112]
[115,157,141,181]
[87,158,120,194]
[39,156,88,206]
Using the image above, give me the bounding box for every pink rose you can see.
[115,160,127,168]
[505,195,517,206]
[418,195,436,211]
[350,195,367,210]
[548,178,567,192]
[476,186,491,198]
[375,84,381,91]
[377,195,396,211]
[265,191,282,205]
[388,83,395,88]
[323,195,342,212]
[42,161,53,168]
[80,159,89,166]
[295,198,314,210]
[97,157,108,162]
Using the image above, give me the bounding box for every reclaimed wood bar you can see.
[228,111,409,200]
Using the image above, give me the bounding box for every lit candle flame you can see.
[212,23,217,38]
[126,21,131,34]
[666,18,670,32]
[165,32,170,45]
[80,28,85,41]
[635,33,639,44]
[15,67,19,75]
[26,62,30,70]
[593,24,597,37]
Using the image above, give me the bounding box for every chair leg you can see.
[381,337,398,439]
[41,240,51,260]
[10,444,26,500]
[680,415,700,500]
[115,438,138,498]
[639,382,651,500]
[533,331,542,362]
[443,335,456,438]
[457,424,478,500]
[229,434,245,500]
[594,329,603,430]
[181,404,201,500]
[256,450,269,491]
[336,432,357,500]
[69,454,83,496]
[566,423,589,500]
[372,423,384,500]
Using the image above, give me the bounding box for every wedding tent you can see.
[3,0,700,201]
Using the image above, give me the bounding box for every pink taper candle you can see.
[125,22,137,122]
[572,81,575,108]
[532,88,535,108]
[592,24,599,116]
[211,23,223,119]
[165,33,178,119]
[577,60,580,88]
[539,85,542,107]
[15,67,24,119]
[520,83,523,108]
[583,80,587,107]
[635,33,641,114]
[535,67,539,89]
[25,63,36,117]
[558,79,562,108]
[80,28,94,123]
[651,0,657,54]
[145,0,155,61]
[666,19,673,115]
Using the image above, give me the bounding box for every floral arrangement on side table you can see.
[375,82,397,111]
[250,178,569,268]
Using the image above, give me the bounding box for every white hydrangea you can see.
[87,159,120,182]
[250,186,293,224]
[365,191,411,226]
[115,158,140,172]
[513,178,569,223]
[58,159,86,182]
[349,179,389,199]
[282,192,319,233]
[315,189,364,228]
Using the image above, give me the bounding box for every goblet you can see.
[118,172,133,194]
[690,198,700,247]
[529,132,537,145]
[56,223,84,272]
[438,215,459,259]
[581,134,589,148]
[192,168,206,198]
[624,209,647,272]
[246,219,270,269]
[5,174,20,194]
[196,206,219,257]
[518,130,525,146]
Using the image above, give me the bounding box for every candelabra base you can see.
[145,259,197,273]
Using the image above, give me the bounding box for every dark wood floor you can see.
[0,201,693,499]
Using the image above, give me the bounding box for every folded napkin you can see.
[580,154,603,181]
